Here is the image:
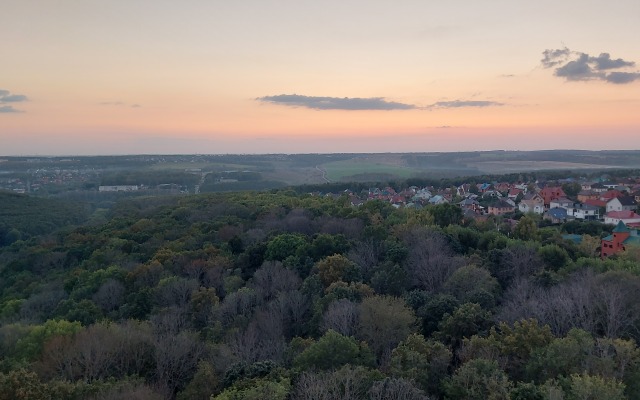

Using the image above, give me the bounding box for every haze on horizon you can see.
[2,1,639,156]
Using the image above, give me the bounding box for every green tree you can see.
[316,254,361,287]
[437,303,492,347]
[294,330,374,370]
[568,373,625,400]
[357,296,416,361]
[390,333,451,394]
[443,359,512,400]
[264,234,307,261]
[514,216,539,241]
[538,244,570,270]
[429,203,463,228]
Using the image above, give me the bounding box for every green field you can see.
[322,160,416,181]
[147,162,257,171]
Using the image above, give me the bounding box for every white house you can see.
[604,210,640,225]
[606,196,638,213]
[569,203,600,220]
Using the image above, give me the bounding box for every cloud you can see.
[427,100,503,109]
[0,89,28,113]
[0,105,22,113]
[604,72,640,84]
[257,94,416,110]
[591,53,635,70]
[541,47,571,68]
[541,48,640,84]
[100,101,142,108]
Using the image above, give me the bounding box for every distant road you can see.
[316,165,330,183]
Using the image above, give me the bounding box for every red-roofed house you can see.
[604,210,640,225]
[508,188,523,200]
[584,198,608,208]
[540,186,566,207]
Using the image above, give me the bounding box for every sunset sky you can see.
[2,1,640,155]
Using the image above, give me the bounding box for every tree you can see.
[177,361,220,400]
[264,234,307,261]
[538,244,570,270]
[320,299,359,337]
[436,303,492,347]
[428,203,462,228]
[514,216,538,241]
[294,330,374,371]
[443,359,512,400]
[568,373,625,400]
[402,227,464,292]
[357,296,416,363]
[443,265,500,307]
[390,333,451,395]
[368,377,430,400]
[316,254,361,287]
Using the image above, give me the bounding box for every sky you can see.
[1,0,640,155]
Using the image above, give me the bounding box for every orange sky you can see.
[1,1,639,155]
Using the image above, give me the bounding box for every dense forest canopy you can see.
[1,175,640,399]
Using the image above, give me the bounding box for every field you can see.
[469,161,628,174]
[322,159,417,182]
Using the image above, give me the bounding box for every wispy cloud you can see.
[541,48,640,84]
[0,89,28,113]
[100,101,142,108]
[426,100,503,109]
[257,94,416,110]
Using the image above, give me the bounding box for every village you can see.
[314,177,640,259]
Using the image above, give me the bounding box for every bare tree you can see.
[153,330,205,397]
[250,261,301,301]
[402,227,464,292]
[321,298,359,337]
[93,279,126,313]
[348,239,384,279]
[369,377,431,400]
[293,366,375,400]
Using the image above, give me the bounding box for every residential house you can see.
[549,197,573,210]
[494,182,511,193]
[412,189,432,201]
[606,196,638,213]
[458,198,481,212]
[601,221,640,258]
[600,190,624,202]
[508,188,523,201]
[518,193,545,214]
[604,210,640,226]
[488,199,516,216]
[591,183,607,193]
[544,208,568,224]
[428,195,448,205]
[570,203,600,220]
[577,190,598,203]
[540,186,566,207]
[584,198,608,209]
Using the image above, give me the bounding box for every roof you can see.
[613,221,630,233]
[522,193,542,201]
[547,208,568,219]
[615,196,638,206]
[606,210,640,219]
[574,203,599,211]
[562,234,582,244]
[491,199,515,208]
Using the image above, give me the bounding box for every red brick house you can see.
[601,221,640,258]
[540,186,566,207]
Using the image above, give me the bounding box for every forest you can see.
[1,186,640,399]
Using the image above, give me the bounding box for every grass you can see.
[322,160,416,181]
